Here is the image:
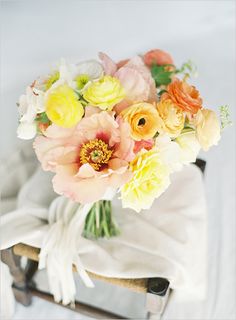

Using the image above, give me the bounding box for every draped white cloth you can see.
[0,143,207,314]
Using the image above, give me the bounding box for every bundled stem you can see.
[83,200,120,239]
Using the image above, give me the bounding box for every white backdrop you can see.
[1,1,235,319]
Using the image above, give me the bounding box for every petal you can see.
[76,60,103,79]
[108,158,128,171]
[116,67,150,101]
[98,52,117,76]
[17,122,37,140]
[53,165,109,204]
[75,163,97,178]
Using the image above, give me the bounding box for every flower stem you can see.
[83,200,120,239]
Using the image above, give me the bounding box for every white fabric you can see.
[0,143,207,306]
[38,198,94,305]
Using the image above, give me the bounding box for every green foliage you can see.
[151,64,173,87]
[36,112,50,124]
[219,105,232,130]
[175,60,198,78]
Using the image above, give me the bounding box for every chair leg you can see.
[25,259,38,287]
[146,278,170,319]
[1,248,32,306]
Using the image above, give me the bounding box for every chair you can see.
[1,159,206,319]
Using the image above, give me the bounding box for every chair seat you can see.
[13,243,147,293]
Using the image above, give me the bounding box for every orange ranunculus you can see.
[162,79,203,114]
[120,102,160,141]
[143,49,174,67]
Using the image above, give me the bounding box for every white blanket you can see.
[0,144,207,312]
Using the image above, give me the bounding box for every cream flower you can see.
[193,109,221,151]
[155,134,183,172]
[17,86,45,139]
[121,149,170,212]
[76,60,103,80]
[45,59,103,92]
[156,99,185,137]
[175,131,201,164]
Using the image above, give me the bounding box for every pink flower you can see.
[34,112,135,204]
[98,52,117,76]
[143,49,174,67]
[99,53,157,102]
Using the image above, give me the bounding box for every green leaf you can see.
[151,64,173,87]
[36,112,50,124]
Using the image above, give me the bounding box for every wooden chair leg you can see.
[25,259,38,287]
[1,248,32,306]
[146,278,170,319]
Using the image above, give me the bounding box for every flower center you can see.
[80,139,113,171]
[138,117,146,126]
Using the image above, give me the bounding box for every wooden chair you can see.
[1,159,206,319]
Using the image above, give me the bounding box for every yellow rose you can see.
[121,149,170,212]
[120,102,161,141]
[156,99,185,137]
[83,75,125,110]
[193,109,221,151]
[46,85,84,128]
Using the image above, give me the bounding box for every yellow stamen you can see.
[80,139,113,171]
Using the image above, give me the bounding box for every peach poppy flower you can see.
[34,112,135,204]
[143,49,174,67]
[162,79,203,114]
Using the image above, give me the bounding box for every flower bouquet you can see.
[17,49,229,239]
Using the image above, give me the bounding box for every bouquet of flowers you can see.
[17,49,229,239]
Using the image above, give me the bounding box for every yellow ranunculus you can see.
[83,76,125,110]
[193,109,221,151]
[46,85,84,128]
[156,99,185,137]
[121,149,170,212]
[120,102,161,141]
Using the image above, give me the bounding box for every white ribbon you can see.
[38,196,94,305]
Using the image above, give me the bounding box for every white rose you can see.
[175,131,201,164]
[193,109,221,151]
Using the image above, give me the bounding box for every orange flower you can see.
[162,79,202,114]
[120,102,160,141]
[144,49,174,67]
